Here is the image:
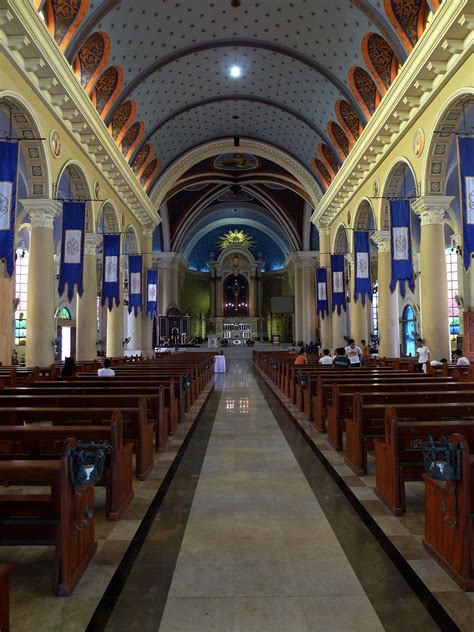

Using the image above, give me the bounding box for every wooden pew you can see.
[345,401,474,475]
[0,404,153,480]
[373,408,474,514]
[0,413,133,520]
[327,383,474,450]
[0,439,97,596]
[0,562,14,632]
[423,433,474,590]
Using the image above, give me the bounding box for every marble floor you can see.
[94,360,449,631]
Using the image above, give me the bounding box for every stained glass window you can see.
[14,249,29,345]
[445,247,460,336]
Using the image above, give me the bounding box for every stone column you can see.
[300,254,317,344]
[294,263,303,344]
[209,268,216,318]
[106,255,123,359]
[216,274,223,317]
[412,196,453,360]
[0,262,13,366]
[76,233,101,361]
[318,226,331,350]
[126,307,142,354]
[21,199,61,367]
[141,228,154,355]
[371,231,399,358]
[348,253,369,345]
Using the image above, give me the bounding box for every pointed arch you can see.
[384,0,429,53]
[73,31,110,95]
[310,157,331,190]
[43,0,89,52]
[318,144,340,180]
[92,65,123,120]
[327,121,351,159]
[121,121,144,162]
[108,100,136,145]
[141,158,161,192]
[335,100,364,145]
[348,66,382,120]
[362,33,398,95]
[333,223,350,254]
[131,143,154,178]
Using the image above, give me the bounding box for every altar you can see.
[206,317,267,341]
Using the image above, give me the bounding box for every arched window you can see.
[402,305,416,357]
[14,249,29,345]
[55,306,71,320]
[445,247,460,338]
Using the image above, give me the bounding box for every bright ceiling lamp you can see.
[230,66,241,78]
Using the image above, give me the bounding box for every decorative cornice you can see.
[1,1,159,228]
[411,195,454,226]
[311,0,472,227]
[371,230,391,253]
[20,198,61,228]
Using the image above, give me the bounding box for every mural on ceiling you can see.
[213,153,260,171]
[37,0,437,195]
[218,229,256,251]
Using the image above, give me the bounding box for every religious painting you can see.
[213,153,259,171]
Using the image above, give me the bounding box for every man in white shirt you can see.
[98,358,115,377]
[319,349,333,365]
[416,339,430,373]
[345,339,362,367]
[453,349,470,366]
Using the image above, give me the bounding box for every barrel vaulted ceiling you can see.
[38,0,438,199]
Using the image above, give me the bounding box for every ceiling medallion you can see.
[218,229,255,251]
[49,129,61,159]
[413,128,425,157]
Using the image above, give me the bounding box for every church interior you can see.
[0,1,473,630]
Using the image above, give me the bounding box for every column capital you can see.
[142,225,155,238]
[315,223,330,237]
[371,230,391,253]
[411,195,454,226]
[20,199,61,229]
[286,251,319,269]
[156,251,186,269]
[84,233,102,256]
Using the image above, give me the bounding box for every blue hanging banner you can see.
[128,255,143,316]
[146,268,158,319]
[316,267,329,319]
[353,231,372,306]
[331,254,346,314]
[0,141,19,277]
[390,199,415,298]
[458,137,474,271]
[102,234,120,310]
[58,202,86,301]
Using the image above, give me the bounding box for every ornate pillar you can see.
[348,253,369,345]
[126,307,142,354]
[412,196,453,360]
[141,228,154,355]
[371,231,399,357]
[293,262,303,344]
[76,233,101,361]
[22,199,61,367]
[0,262,13,366]
[106,255,123,358]
[299,253,317,344]
[318,226,331,350]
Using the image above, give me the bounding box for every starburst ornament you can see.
[218,229,255,251]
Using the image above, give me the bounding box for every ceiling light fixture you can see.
[230,66,241,78]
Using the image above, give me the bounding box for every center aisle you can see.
[158,360,383,631]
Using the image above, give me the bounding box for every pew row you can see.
[0,562,14,632]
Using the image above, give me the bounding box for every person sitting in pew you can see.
[60,356,76,377]
[453,349,470,366]
[430,357,448,368]
[333,347,351,368]
[98,358,115,377]
[319,349,334,365]
[345,339,362,367]
[294,348,308,366]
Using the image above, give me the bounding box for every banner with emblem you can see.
[331,254,346,314]
[0,141,19,277]
[457,137,474,271]
[102,234,120,310]
[145,268,158,319]
[353,231,372,306]
[128,255,143,316]
[316,267,329,319]
[58,202,85,301]
[389,199,415,298]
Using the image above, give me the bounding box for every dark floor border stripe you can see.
[85,385,215,632]
[254,368,460,632]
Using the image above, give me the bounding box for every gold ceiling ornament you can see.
[218,229,256,251]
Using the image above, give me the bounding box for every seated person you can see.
[333,347,351,368]
[430,357,448,368]
[98,358,115,377]
[288,348,297,355]
[60,356,76,377]
[319,349,333,365]
[345,339,362,367]
[294,348,308,365]
[453,349,470,366]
